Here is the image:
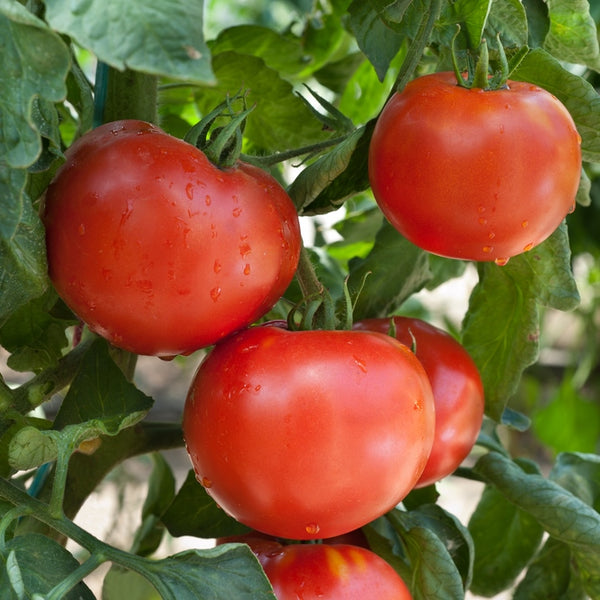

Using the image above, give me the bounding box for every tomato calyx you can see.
[184,92,253,169]
[451,28,528,91]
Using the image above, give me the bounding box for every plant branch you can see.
[391,0,443,96]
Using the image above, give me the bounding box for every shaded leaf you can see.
[462,225,579,420]
[162,469,250,539]
[0,167,48,325]
[44,0,214,83]
[52,338,153,433]
[0,1,70,169]
[468,476,544,595]
[0,533,94,599]
[125,545,275,600]
[348,220,432,320]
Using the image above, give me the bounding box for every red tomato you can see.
[354,317,484,487]
[183,325,435,539]
[42,120,301,356]
[258,543,413,599]
[368,72,581,263]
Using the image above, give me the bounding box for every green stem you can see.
[48,437,77,519]
[294,246,337,330]
[391,0,443,95]
[10,338,94,416]
[472,39,490,89]
[46,553,106,600]
[98,66,158,125]
[240,135,348,169]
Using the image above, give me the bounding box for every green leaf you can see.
[514,536,588,600]
[125,545,275,600]
[103,566,161,600]
[131,453,176,557]
[533,375,600,456]
[209,25,307,77]
[0,0,70,169]
[348,220,432,320]
[162,469,251,539]
[474,452,600,598]
[348,0,412,81]
[550,452,600,513]
[44,0,214,84]
[0,290,75,372]
[462,225,579,420]
[486,0,528,47]
[543,0,600,70]
[387,508,467,600]
[0,166,48,325]
[8,425,57,470]
[288,124,373,215]
[443,0,493,49]
[468,477,545,595]
[512,48,600,163]
[52,338,153,434]
[194,51,329,153]
[0,533,94,599]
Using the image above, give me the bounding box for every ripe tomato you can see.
[183,325,435,540]
[354,317,484,488]
[42,120,301,356]
[257,543,413,599]
[368,72,581,263]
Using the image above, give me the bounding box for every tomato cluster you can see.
[46,86,571,594]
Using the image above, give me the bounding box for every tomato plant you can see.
[183,324,435,540]
[1,1,600,599]
[254,543,413,599]
[354,316,484,487]
[43,120,301,357]
[368,71,582,263]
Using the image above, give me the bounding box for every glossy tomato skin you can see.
[368,72,581,263]
[43,120,301,356]
[354,317,484,488]
[258,543,413,599]
[183,325,435,540]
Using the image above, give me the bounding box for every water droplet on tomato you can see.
[523,242,534,252]
[521,220,529,228]
[488,232,496,240]
[413,399,422,410]
[254,385,262,392]
[214,260,222,274]
[239,243,251,257]
[78,224,85,235]
[232,207,242,218]
[305,523,320,536]
[482,246,493,254]
[205,195,211,206]
[243,264,251,276]
[499,124,504,134]
[495,257,510,266]
[210,287,222,302]
[210,224,217,239]
[352,355,367,373]
[478,217,487,226]
[185,183,194,200]
[201,476,212,489]
[477,205,486,214]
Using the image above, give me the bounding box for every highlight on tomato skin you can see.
[354,316,485,488]
[254,543,413,600]
[42,119,301,357]
[182,324,435,540]
[368,71,582,263]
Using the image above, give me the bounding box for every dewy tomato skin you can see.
[258,544,413,599]
[354,317,485,488]
[183,326,435,540]
[42,120,301,356]
[368,72,582,262]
